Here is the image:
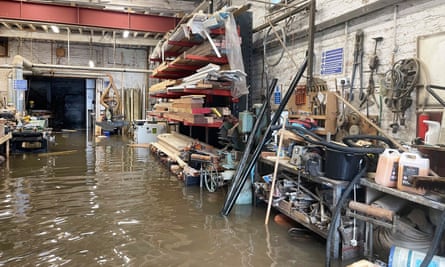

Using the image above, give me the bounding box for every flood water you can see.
[0,131,327,266]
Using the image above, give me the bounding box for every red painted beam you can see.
[21,2,78,24]
[0,0,178,33]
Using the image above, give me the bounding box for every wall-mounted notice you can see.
[321,48,343,75]
[13,79,27,90]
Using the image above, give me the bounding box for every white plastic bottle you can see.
[397,152,429,195]
[424,120,440,145]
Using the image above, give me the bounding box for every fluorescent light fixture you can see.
[123,30,129,38]
[50,25,60,33]
[88,60,95,68]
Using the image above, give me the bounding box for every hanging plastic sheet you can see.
[222,12,249,98]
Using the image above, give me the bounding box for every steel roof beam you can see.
[0,28,159,46]
[0,0,179,33]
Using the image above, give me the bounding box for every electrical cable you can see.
[342,134,397,149]
[286,126,386,155]
[263,25,286,67]
[325,158,369,267]
[419,209,445,267]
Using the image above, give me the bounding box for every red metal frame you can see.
[184,54,228,64]
[0,0,178,33]
[167,40,200,48]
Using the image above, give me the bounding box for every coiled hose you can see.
[287,126,387,155]
[374,219,434,256]
[342,134,397,149]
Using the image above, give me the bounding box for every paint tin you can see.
[388,246,445,267]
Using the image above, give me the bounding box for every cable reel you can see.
[382,58,420,132]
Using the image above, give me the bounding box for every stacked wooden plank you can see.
[150,131,218,177]
[164,95,211,124]
[148,79,179,93]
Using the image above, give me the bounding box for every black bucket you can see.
[324,148,365,181]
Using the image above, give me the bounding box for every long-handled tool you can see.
[349,30,364,102]
[360,37,383,114]
[221,57,308,216]
[337,79,347,129]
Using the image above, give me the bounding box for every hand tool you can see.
[360,37,383,114]
[337,79,347,128]
[349,30,364,102]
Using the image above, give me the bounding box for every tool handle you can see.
[348,200,394,222]
[190,153,212,162]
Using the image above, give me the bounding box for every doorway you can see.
[26,76,87,131]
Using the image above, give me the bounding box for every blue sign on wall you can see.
[13,79,27,90]
[274,85,281,104]
[321,48,343,75]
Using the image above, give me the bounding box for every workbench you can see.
[10,131,48,154]
[359,177,445,259]
[0,132,12,158]
[256,156,352,260]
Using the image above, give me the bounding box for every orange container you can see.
[397,152,429,195]
[375,149,400,187]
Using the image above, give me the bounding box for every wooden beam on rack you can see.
[184,54,228,64]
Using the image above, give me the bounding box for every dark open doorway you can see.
[26,76,86,131]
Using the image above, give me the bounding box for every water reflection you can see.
[0,132,326,266]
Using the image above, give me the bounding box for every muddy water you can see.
[0,132,326,266]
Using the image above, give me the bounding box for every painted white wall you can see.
[237,0,445,143]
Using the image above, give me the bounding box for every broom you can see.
[410,175,445,202]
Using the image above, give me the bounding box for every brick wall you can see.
[238,0,445,142]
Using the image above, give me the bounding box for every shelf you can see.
[287,90,338,134]
[260,156,349,188]
[273,199,328,238]
[150,88,233,98]
[0,132,12,145]
[151,53,228,80]
[289,115,327,120]
[183,121,222,128]
[147,112,222,128]
[360,178,445,211]
[257,155,348,258]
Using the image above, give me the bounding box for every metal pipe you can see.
[223,78,277,201]
[12,55,33,69]
[221,56,308,216]
[3,57,154,74]
[11,55,32,116]
[307,0,316,90]
[31,63,152,73]
[254,1,310,32]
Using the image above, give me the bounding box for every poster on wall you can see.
[320,48,343,75]
[417,32,445,108]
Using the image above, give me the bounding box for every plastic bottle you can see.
[424,120,440,145]
[375,149,400,187]
[397,152,429,195]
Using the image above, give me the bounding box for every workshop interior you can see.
[0,0,445,266]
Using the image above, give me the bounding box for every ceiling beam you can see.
[1,21,10,29]
[0,28,159,46]
[28,24,36,31]
[0,0,179,33]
